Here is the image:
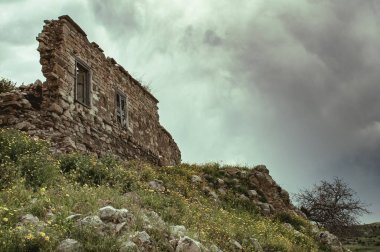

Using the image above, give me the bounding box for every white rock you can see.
[57,239,83,252]
[99,206,118,221]
[260,203,271,215]
[217,188,226,195]
[209,244,223,252]
[66,214,82,221]
[115,222,128,233]
[170,225,187,237]
[98,206,130,223]
[239,194,249,201]
[20,214,39,225]
[191,175,202,183]
[148,180,165,191]
[131,231,151,245]
[231,240,243,250]
[317,231,343,252]
[19,214,45,232]
[216,178,224,185]
[209,191,219,201]
[119,241,138,252]
[249,238,263,252]
[115,208,130,223]
[247,190,258,198]
[140,210,165,230]
[176,236,202,252]
[283,223,294,230]
[79,215,104,229]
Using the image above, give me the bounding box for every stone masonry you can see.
[0,15,181,166]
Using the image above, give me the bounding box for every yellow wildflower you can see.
[25,233,34,240]
[2,217,8,222]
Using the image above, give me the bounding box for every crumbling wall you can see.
[0,15,181,166]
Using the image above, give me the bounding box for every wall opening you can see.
[75,60,91,106]
[116,91,128,128]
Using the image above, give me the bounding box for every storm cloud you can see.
[0,0,379,222]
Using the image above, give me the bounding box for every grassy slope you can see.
[0,129,326,251]
[341,223,380,252]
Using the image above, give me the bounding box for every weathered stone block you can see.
[15,121,35,130]
[48,103,64,114]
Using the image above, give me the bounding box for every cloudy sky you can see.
[1,0,379,223]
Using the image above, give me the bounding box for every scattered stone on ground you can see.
[316,231,344,252]
[119,241,138,252]
[131,231,151,245]
[191,175,202,183]
[148,180,165,191]
[98,205,130,223]
[176,236,203,252]
[230,239,243,250]
[57,239,83,252]
[247,190,258,198]
[170,225,187,238]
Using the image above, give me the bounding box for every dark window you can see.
[116,92,128,127]
[75,61,90,106]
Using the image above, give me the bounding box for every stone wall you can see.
[0,15,181,166]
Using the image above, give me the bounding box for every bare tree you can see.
[295,177,370,235]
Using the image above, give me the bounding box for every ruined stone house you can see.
[0,15,181,166]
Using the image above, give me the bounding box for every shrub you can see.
[0,129,57,189]
[139,190,188,224]
[0,159,19,190]
[59,153,131,190]
[0,129,49,163]
[59,152,87,173]
[70,225,121,252]
[202,162,221,177]
[275,211,309,231]
[59,153,106,186]
[17,154,60,189]
[0,77,16,93]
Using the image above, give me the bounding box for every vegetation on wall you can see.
[0,77,17,93]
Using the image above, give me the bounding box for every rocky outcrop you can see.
[314,230,345,252]
[60,205,211,252]
[190,164,295,215]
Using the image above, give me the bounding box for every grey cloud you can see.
[179,26,197,52]
[89,0,140,36]
[203,29,222,46]
[0,20,38,45]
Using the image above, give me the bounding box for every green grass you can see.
[0,129,328,251]
[341,223,380,252]
[344,245,380,252]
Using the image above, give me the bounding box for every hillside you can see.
[0,129,345,251]
[341,223,380,252]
